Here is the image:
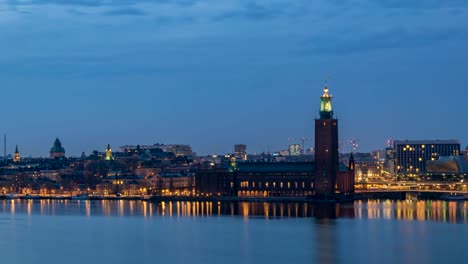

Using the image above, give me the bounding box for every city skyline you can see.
[1,0,468,156]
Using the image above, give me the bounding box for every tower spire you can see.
[13,145,20,162]
[319,83,333,119]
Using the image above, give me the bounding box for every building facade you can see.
[394,140,460,179]
[234,144,247,160]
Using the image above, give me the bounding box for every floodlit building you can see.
[289,144,301,156]
[13,145,20,162]
[105,144,114,161]
[394,140,460,179]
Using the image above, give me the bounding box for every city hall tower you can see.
[314,85,339,196]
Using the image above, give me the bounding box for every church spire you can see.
[105,144,114,161]
[319,83,333,119]
[13,145,20,162]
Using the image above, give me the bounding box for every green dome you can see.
[50,138,65,153]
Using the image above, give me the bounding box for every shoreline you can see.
[1,191,466,203]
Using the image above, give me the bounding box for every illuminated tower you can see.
[314,84,339,196]
[105,144,114,161]
[13,145,20,162]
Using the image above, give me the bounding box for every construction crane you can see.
[386,138,394,148]
[340,138,359,153]
[288,137,312,155]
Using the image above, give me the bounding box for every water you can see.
[0,199,467,264]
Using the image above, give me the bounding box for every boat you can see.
[6,193,19,199]
[71,193,89,200]
[440,193,467,201]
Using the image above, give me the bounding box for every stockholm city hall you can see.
[196,84,355,198]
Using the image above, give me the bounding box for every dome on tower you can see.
[50,138,66,159]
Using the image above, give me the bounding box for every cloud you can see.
[304,27,468,55]
[372,0,468,9]
[213,2,286,21]
[102,7,145,16]
[4,0,199,7]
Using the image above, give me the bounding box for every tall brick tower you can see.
[314,84,339,196]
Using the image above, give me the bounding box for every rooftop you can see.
[394,140,460,145]
[236,162,315,173]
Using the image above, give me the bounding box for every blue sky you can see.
[1,0,467,157]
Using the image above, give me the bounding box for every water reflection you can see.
[355,200,468,224]
[0,199,467,223]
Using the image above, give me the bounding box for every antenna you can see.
[3,134,6,158]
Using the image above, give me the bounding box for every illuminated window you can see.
[266,182,269,188]
[302,182,305,188]
[273,182,276,188]
[322,122,326,126]
[252,182,255,188]
[287,182,290,189]
[230,182,233,188]
[294,182,298,188]
[280,182,283,188]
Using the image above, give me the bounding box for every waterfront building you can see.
[314,85,340,195]
[394,140,460,179]
[96,175,149,195]
[13,145,20,162]
[156,172,195,195]
[195,84,355,197]
[50,138,66,158]
[234,144,247,160]
[105,144,114,161]
[426,156,467,182]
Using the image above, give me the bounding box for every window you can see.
[280,182,283,188]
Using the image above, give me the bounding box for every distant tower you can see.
[314,84,339,196]
[234,144,247,160]
[50,138,66,159]
[13,145,20,162]
[105,144,114,161]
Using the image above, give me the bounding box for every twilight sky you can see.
[1,0,468,157]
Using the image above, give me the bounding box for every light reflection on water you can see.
[1,199,467,223]
[0,199,467,264]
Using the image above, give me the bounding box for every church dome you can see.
[50,138,65,153]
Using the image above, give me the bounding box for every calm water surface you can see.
[0,199,467,264]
